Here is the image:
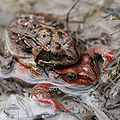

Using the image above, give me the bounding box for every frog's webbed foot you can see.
[86,44,116,69]
[31,83,67,113]
[102,52,116,69]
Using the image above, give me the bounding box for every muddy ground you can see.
[0,0,120,120]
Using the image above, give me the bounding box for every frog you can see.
[0,13,115,113]
[1,13,115,69]
[1,13,83,71]
[0,54,98,113]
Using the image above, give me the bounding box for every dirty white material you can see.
[0,94,79,120]
[81,94,110,120]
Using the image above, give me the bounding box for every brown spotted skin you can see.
[6,13,83,66]
[16,13,64,29]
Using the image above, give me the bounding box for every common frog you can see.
[0,13,115,113]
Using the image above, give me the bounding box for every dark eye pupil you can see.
[66,72,77,82]
[84,75,88,79]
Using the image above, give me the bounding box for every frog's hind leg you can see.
[0,30,15,72]
[31,83,67,113]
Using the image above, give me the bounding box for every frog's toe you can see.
[32,94,67,113]
[103,52,116,69]
[50,98,67,113]
[31,83,67,113]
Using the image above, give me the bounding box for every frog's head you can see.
[54,54,98,86]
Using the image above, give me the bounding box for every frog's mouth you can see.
[51,76,98,96]
[58,80,98,96]
[35,50,75,66]
[78,74,97,85]
[59,73,97,86]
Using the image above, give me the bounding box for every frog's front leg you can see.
[86,44,115,69]
[31,83,67,113]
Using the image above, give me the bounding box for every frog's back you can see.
[6,13,82,66]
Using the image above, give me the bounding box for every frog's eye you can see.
[66,72,77,82]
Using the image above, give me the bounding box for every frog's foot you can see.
[31,83,67,113]
[86,44,115,69]
[102,52,115,69]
